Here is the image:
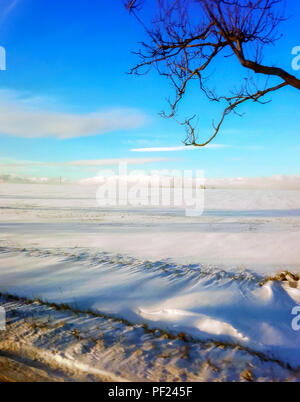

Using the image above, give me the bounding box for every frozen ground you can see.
[0,183,300,381]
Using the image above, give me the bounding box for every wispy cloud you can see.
[206,175,300,190]
[0,0,20,23]
[0,157,167,168]
[131,144,228,152]
[0,90,147,139]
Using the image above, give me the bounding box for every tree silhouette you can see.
[124,0,300,146]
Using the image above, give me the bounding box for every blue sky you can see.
[0,0,299,180]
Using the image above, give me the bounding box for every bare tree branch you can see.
[124,0,299,146]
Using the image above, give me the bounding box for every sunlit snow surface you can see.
[0,183,300,381]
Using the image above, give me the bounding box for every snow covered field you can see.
[0,183,300,381]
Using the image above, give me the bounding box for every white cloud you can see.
[79,174,300,189]
[131,144,228,152]
[0,157,167,168]
[0,174,71,184]
[206,175,300,190]
[0,90,146,139]
[56,158,167,166]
